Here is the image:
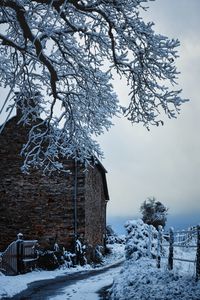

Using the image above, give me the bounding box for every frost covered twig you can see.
[0,0,188,172]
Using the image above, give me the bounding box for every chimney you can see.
[14,93,23,118]
[14,92,39,120]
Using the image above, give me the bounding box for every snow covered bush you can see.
[37,250,60,271]
[124,219,158,260]
[110,258,200,300]
[106,225,125,245]
[37,243,76,270]
[93,245,104,264]
[63,251,76,268]
[109,219,200,300]
[75,239,87,266]
[109,221,200,300]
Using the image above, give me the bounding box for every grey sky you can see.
[99,0,200,221]
[0,0,199,225]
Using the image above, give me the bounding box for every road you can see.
[8,260,123,300]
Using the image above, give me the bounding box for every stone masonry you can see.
[0,115,109,257]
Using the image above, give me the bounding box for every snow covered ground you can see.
[48,265,121,300]
[110,220,200,300]
[1,223,200,300]
[110,257,200,300]
[0,243,125,299]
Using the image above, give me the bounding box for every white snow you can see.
[110,219,200,300]
[48,266,121,300]
[110,257,200,300]
[0,243,124,299]
[0,265,91,298]
[0,222,200,300]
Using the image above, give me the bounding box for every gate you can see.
[0,235,38,275]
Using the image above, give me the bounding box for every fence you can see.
[155,225,200,281]
[0,234,38,275]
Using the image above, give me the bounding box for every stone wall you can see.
[0,116,108,255]
[84,167,107,248]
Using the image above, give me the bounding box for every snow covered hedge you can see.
[110,258,200,300]
[109,219,200,300]
[106,225,125,245]
[124,219,158,260]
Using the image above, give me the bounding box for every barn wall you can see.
[84,166,107,249]
[0,116,108,254]
[0,117,75,250]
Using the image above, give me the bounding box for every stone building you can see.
[0,112,109,258]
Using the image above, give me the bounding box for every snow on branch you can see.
[0,0,188,172]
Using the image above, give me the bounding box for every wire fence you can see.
[148,225,200,281]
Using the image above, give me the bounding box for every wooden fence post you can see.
[196,225,200,281]
[148,226,152,258]
[168,227,174,270]
[157,225,162,268]
[16,239,24,274]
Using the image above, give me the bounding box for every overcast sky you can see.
[99,0,200,226]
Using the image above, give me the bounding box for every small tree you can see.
[140,197,168,229]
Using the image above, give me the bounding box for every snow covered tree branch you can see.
[140,197,168,229]
[0,0,187,173]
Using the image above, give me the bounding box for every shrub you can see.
[124,219,158,260]
[37,250,59,270]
